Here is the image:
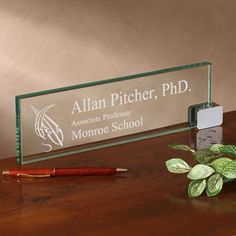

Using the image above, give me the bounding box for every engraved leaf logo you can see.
[31,104,64,151]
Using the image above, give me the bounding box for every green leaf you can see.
[211,157,232,174]
[188,179,206,198]
[221,160,236,179]
[206,174,223,197]
[209,144,224,153]
[165,158,191,173]
[219,145,236,156]
[168,144,194,152]
[187,164,215,180]
[194,150,216,164]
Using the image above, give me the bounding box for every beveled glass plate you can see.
[16,61,212,164]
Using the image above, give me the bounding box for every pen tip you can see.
[116,168,128,172]
[2,171,9,176]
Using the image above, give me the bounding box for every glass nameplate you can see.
[16,61,212,164]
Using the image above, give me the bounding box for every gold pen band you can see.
[2,171,9,175]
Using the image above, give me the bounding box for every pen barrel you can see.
[55,167,117,176]
[3,167,125,177]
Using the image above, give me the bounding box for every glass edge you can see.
[208,63,212,106]
[16,61,211,100]
[15,97,22,164]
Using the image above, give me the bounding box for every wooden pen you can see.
[2,167,128,178]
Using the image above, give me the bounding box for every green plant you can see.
[166,144,236,198]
